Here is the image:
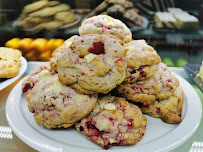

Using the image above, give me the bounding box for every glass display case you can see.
[0,0,202,65]
[0,1,203,152]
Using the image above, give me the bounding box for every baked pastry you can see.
[124,40,161,83]
[124,1,134,9]
[105,0,126,6]
[76,95,147,149]
[50,47,60,71]
[17,1,78,31]
[141,87,184,124]
[0,47,22,78]
[28,4,70,18]
[107,5,125,19]
[94,1,109,14]
[50,34,126,94]
[47,1,60,7]
[54,12,78,24]
[27,73,98,129]
[22,1,49,14]
[21,16,52,24]
[22,62,56,101]
[35,21,63,30]
[116,63,179,105]
[154,12,177,28]
[79,15,132,44]
[123,9,143,27]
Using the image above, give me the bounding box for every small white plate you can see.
[0,57,27,91]
[6,73,202,152]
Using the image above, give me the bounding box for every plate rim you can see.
[0,56,27,91]
[6,73,202,152]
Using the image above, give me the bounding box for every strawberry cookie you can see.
[28,74,98,129]
[124,40,161,83]
[22,62,56,101]
[141,87,184,124]
[116,63,179,105]
[79,15,132,44]
[76,95,147,149]
[50,34,126,94]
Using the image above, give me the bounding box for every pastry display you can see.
[79,15,132,44]
[16,0,78,31]
[154,7,199,29]
[76,95,147,149]
[0,47,22,78]
[87,0,143,29]
[50,34,126,94]
[21,15,184,150]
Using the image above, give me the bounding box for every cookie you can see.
[54,12,78,24]
[0,47,22,78]
[116,63,179,105]
[107,5,125,19]
[105,0,126,6]
[94,1,109,14]
[29,4,70,18]
[50,34,126,94]
[35,21,63,30]
[50,47,61,71]
[22,1,49,14]
[0,47,22,58]
[79,15,132,44]
[124,1,134,8]
[125,64,158,83]
[22,62,56,101]
[28,74,98,129]
[141,87,184,124]
[47,1,60,7]
[124,40,161,83]
[75,95,147,149]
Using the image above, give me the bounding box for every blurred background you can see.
[0,0,202,66]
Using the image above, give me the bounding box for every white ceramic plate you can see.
[0,57,27,91]
[6,73,202,152]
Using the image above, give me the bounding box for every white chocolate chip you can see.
[104,15,113,26]
[65,41,72,48]
[53,78,63,91]
[40,70,51,77]
[109,138,116,144]
[84,53,98,63]
[104,103,117,110]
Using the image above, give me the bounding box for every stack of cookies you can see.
[88,0,143,28]
[17,0,78,31]
[22,15,184,150]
